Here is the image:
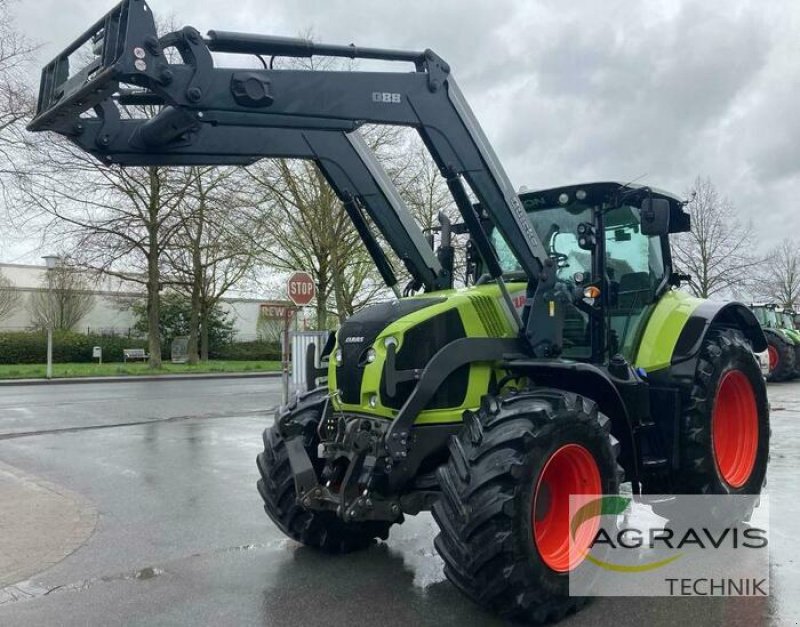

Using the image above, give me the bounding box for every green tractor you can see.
[778,308,800,375]
[750,304,800,381]
[28,2,770,623]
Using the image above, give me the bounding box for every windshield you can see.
[492,202,665,290]
[752,308,768,326]
[764,309,779,327]
[491,197,666,361]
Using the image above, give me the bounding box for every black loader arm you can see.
[27,0,561,355]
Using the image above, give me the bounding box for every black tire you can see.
[653,328,769,522]
[256,401,395,553]
[432,388,621,624]
[765,330,796,382]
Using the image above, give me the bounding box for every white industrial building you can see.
[0,262,267,339]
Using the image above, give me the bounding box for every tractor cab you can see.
[751,304,780,329]
[779,309,798,331]
[492,182,689,364]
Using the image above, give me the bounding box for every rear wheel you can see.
[432,388,621,624]
[256,398,395,553]
[765,330,796,382]
[654,328,769,522]
[794,344,800,379]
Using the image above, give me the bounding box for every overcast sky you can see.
[7,0,800,263]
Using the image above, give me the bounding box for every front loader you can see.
[28,1,770,623]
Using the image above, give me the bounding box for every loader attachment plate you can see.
[29,0,156,134]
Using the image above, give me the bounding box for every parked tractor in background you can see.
[28,2,771,622]
[779,308,800,332]
[750,304,800,382]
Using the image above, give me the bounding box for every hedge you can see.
[0,331,149,364]
[210,340,281,361]
[0,331,282,364]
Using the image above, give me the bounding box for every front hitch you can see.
[279,401,402,523]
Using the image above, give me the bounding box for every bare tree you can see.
[247,147,382,328]
[28,263,94,330]
[671,177,760,299]
[397,142,456,232]
[19,136,194,367]
[0,269,20,321]
[246,125,468,326]
[755,239,800,309]
[0,0,35,184]
[166,166,264,361]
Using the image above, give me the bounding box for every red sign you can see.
[287,271,316,306]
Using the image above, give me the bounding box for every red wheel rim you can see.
[711,370,758,488]
[767,346,778,372]
[532,444,602,572]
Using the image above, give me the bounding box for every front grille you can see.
[380,309,468,410]
[335,297,445,405]
[336,334,375,405]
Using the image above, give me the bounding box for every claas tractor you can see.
[750,303,800,381]
[28,1,770,622]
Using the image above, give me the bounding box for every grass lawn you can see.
[0,360,281,380]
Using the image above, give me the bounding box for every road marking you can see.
[0,409,276,441]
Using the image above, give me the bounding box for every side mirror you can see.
[640,198,670,236]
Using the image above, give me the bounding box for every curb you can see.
[0,371,282,387]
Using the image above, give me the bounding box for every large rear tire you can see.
[432,388,621,624]
[256,399,395,553]
[793,343,800,379]
[653,328,769,522]
[765,330,796,382]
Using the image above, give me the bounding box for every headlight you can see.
[384,336,398,348]
[369,394,378,408]
[366,348,377,363]
[335,349,343,365]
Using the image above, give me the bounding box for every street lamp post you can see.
[42,255,61,380]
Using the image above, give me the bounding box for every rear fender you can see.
[671,301,767,364]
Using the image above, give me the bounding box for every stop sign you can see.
[287,271,316,306]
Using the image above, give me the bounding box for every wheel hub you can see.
[767,345,779,372]
[711,370,758,488]
[532,443,602,572]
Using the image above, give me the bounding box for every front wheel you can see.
[256,399,396,553]
[432,388,621,624]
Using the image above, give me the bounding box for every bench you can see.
[123,348,149,362]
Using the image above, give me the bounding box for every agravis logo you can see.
[570,496,768,573]
[568,494,769,597]
[570,496,682,572]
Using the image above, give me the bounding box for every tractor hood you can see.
[330,284,525,415]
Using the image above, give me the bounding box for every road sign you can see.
[287,271,315,306]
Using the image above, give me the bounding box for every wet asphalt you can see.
[0,377,797,626]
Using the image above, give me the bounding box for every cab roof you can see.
[519,181,690,233]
